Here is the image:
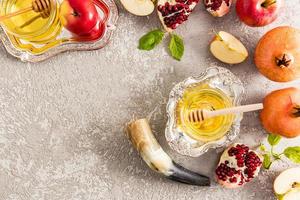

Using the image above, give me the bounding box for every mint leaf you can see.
[169,34,184,61]
[138,29,164,51]
[263,154,272,169]
[268,134,281,146]
[284,146,300,163]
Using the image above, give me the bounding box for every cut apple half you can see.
[120,0,155,16]
[274,168,300,200]
[210,31,248,64]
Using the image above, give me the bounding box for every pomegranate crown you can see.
[292,105,300,117]
[275,54,293,68]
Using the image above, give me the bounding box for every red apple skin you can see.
[260,87,300,138]
[60,0,99,36]
[236,0,283,27]
[74,17,105,41]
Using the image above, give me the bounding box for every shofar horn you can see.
[125,118,210,186]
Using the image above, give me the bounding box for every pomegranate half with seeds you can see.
[215,143,262,188]
[157,0,199,32]
[204,0,232,17]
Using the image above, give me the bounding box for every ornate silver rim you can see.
[165,67,245,157]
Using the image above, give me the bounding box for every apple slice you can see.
[210,31,248,64]
[281,190,300,200]
[120,0,155,16]
[274,168,300,200]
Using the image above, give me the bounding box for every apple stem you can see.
[261,0,276,8]
[212,30,223,41]
[72,11,80,17]
[275,54,294,68]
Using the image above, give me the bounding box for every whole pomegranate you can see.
[204,0,232,17]
[261,87,300,138]
[157,0,199,32]
[215,143,262,188]
[255,26,300,82]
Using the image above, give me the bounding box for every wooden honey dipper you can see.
[0,0,52,22]
[188,103,264,123]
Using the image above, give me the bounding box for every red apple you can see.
[74,17,106,41]
[60,0,99,36]
[260,87,300,138]
[236,0,283,27]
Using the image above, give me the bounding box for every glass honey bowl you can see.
[165,67,245,157]
[0,0,62,43]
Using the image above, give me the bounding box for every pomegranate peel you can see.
[215,143,262,188]
[204,0,232,17]
[255,26,300,82]
[260,87,300,138]
[157,0,199,32]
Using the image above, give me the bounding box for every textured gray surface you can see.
[1,1,300,200]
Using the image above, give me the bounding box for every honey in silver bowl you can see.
[176,84,234,142]
[0,0,62,44]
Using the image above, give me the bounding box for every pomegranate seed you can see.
[205,0,230,11]
[229,177,237,183]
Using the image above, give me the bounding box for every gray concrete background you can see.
[1,1,300,199]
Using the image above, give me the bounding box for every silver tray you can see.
[0,0,118,62]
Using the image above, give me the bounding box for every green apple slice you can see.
[280,189,300,200]
[274,168,300,200]
[120,0,155,16]
[210,31,248,64]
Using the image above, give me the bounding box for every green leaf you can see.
[169,34,184,61]
[138,29,165,51]
[284,146,300,163]
[263,154,272,169]
[268,134,281,146]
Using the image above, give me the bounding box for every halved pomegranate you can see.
[215,143,262,188]
[157,0,199,32]
[204,0,232,17]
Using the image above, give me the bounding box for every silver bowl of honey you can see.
[0,0,61,43]
[0,0,118,62]
[165,67,245,157]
